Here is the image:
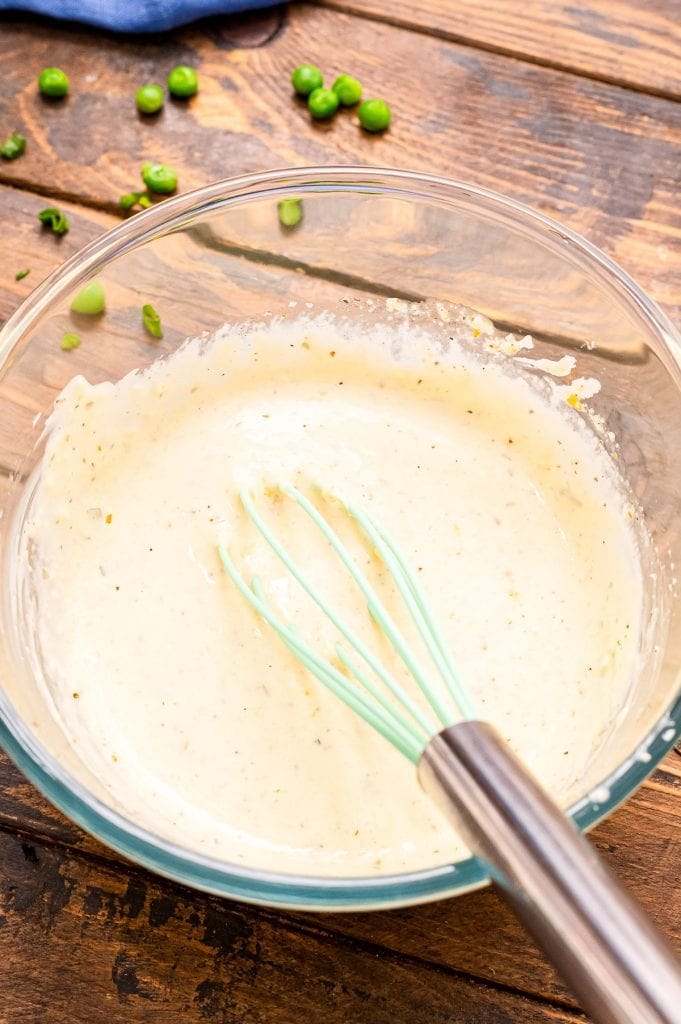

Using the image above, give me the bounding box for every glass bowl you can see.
[0,166,680,911]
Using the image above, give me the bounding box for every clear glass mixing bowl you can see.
[0,166,680,911]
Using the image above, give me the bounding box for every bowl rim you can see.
[1,164,680,912]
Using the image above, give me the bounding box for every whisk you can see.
[218,483,681,1024]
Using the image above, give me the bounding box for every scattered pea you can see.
[278,198,303,229]
[358,98,391,132]
[142,303,163,339]
[167,65,198,98]
[60,332,80,351]
[135,84,164,114]
[291,64,323,96]
[141,161,178,194]
[70,280,105,315]
[15,268,31,281]
[0,131,26,160]
[38,207,70,235]
[308,87,339,120]
[38,67,69,98]
[332,74,362,106]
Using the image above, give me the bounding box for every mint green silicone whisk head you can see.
[218,484,477,763]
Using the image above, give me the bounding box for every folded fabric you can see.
[0,0,278,33]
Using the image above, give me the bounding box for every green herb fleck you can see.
[0,131,26,160]
[38,207,70,235]
[119,190,152,211]
[142,303,163,339]
[15,268,30,281]
[278,198,303,229]
[60,332,80,351]
[70,280,105,315]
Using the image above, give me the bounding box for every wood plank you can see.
[315,0,681,100]
[2,8,681,320]
[0,828,585,1024]
[0,735,677,1008]
[314,761,681,1004]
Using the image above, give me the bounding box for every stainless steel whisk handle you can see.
[419,721,681,1024]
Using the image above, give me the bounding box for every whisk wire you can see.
[241,488,437,737]
[348,505,477,721]
[217,547,424,761]
[282,484,456,728]
[220,486,476,762]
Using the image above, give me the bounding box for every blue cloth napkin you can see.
[0,0,278,32]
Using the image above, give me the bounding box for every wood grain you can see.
[0,732,678,1009]
[314,0,681,99]
[0,827,588,1024]
[2,8,681,322]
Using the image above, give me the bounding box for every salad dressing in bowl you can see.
[16,311,649,876]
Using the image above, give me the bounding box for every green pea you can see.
[70,280,105,315]
[60,332,80,351]
[136,84,164,114]
[141,161,178,194]
[167,66,198,98]
[38,67,69,98]
[308,87,339,120]
[291,64,323,96]
[332,74,362,106]
[358,98,391,133]
[0,131,26,160]
[278,198,303,229]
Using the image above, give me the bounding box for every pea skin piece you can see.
[278,198,303,229]
[70,280,105,315]
[291,64,323,96]
[136,85,164,114]
[308,87,340,120]
[38,67,69,98]
[167,66,198,98]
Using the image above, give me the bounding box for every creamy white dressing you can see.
[18,313,645,876]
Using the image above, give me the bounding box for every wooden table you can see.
[1,3,681,1020]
